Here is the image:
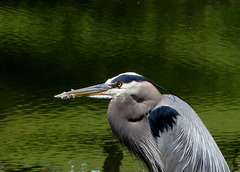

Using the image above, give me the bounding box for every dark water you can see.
[0,0,240,171]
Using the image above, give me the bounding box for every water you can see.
[0,0,240,171]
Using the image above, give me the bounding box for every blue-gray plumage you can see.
[54,72,230,172]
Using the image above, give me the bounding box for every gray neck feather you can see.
[108,114,165,172]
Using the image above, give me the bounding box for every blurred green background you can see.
[0,0,239,171]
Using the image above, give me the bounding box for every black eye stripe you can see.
[111,75,147,83]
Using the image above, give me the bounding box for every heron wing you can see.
[149,95,230,172]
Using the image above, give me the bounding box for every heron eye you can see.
[116,81,122,88]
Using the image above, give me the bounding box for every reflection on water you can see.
[0,0,240,171]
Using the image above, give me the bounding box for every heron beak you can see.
[54,83,111,99]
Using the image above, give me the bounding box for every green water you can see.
[0,0,239,171]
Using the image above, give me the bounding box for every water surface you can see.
[0,0,239,171]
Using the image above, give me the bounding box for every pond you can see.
[0,0,239,171]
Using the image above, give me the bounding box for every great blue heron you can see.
[55,72,230,172]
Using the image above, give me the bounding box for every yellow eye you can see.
[116,81,122,88]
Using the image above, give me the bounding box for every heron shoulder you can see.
[148,106,180,137]
[157,94,203,123]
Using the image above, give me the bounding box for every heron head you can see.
[54,72,169,172]
[54,72,161,100]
